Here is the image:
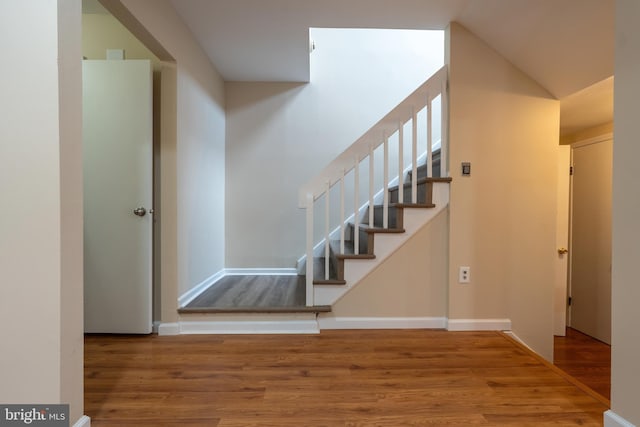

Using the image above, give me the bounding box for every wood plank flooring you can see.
[554,327,611,401]
[85,330,608,426]
[185,275,305,308]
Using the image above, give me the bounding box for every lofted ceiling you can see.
[169,0,613,101]
[87,0,615,134]
[168,0,615,135]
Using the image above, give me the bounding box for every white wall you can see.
[610,1,640,424]
[0,0,84,423]
[117,0,226,302]
[447,23,559,360]
[226,29,443,267]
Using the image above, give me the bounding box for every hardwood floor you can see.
[185,275,305,308]
[554,327,611,401]
[85,330,608,426]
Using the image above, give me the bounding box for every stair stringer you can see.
[314,182,450,306]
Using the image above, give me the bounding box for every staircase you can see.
[300,65,451,307]
[311,153,448,286]
[167,66,450,334]
[307,166,452,307]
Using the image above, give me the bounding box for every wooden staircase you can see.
[310,156,451,289]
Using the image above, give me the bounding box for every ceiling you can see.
[168,0,615,135]
[560,77,614,136]
[169,0,613,100]
[89,0,615,135]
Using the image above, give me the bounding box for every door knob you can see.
[133,207,147,217]
[557,247,568,255]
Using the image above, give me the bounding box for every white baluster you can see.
[340,170,345,254]
[369,145,374,227]
[411,108,418,203]
[324,181,330,280]
[398,121,404,204]
[427,94,433,178]
[383,132,389,229]
[441,78,448,177]
[354,156,360,255]
[305,193,313,306]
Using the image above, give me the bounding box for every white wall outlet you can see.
[459,266,470,283]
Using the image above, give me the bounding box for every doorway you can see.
[568,136,612,345]
[83,58,154,333]
[82,0,174,331]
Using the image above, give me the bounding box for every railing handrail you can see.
[298,65,448,207]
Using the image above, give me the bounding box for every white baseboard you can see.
[502,330,534,352]
[158,322,180,336]
[73,415,91,427]
[178,269,225,307]
[446,318,512,331]
[604,410,637,427]
[179,320,319,334]
[152,320,161,334]
[318,316,447,330]
[223,268,298,275]
[161,314,319,335]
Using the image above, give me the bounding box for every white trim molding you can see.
[318,316,446,330]
[604,410,637,427]
[502,330,534,352]
[161,314,319,335]
[72,415,91,427]
[158,322,180,336]
[178,269,225,307]
[446,318,512,331]
[223,268,297,276]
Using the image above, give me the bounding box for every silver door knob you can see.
[133,207,147,217]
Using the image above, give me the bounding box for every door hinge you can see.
[567,296,572,306]
[570,166,574,176]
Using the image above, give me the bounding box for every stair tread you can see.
[373,202,436,209]
[313,279,347,285]
[389,176,452,192]
[178,305,332,314]
[361,226,405,234]
[337,253,376,260]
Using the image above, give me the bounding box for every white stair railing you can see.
[299,65,448,306]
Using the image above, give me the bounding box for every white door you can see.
[569,138,612,344]
[554,145,570,336]
[83,60,153,334]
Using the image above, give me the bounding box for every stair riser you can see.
[408,160,441,180]
[365,206,400,228]
[389,181,432,204]
[344,223,371,255]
